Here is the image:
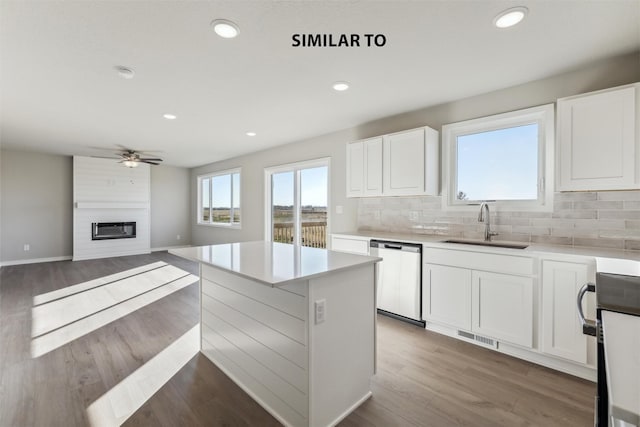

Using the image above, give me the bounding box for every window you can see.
[442,104,554,211]
[264,158,329,248]
[197,169,240,227]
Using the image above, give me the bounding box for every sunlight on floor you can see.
[30,262,198,358]
[86,324,200,427]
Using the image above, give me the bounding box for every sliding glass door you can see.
[266,159,329,248]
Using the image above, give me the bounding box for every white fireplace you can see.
[73,156,151,261]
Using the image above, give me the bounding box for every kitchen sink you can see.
[441,239,529,250]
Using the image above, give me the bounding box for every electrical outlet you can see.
[409,211,419,221]
[314,299,326,324]
[23,244,30,251]
[176,234,181,240]
[335,205,343,214]
[373,211,381,220]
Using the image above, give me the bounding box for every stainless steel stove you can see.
[578,258,640,427]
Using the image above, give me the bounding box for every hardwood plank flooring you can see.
[0,253,595,426]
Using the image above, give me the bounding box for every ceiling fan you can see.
[117,149,163,168]
[92,146,164,167]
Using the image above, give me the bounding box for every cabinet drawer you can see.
[424,247,533,276]
[331,235,369,255]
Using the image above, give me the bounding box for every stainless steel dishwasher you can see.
[369,240,423,324]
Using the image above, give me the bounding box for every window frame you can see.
[442,104,555,212]
[196,167,241,228]
[263,157,331,246]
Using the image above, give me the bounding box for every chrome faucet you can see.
[478,202,498,241]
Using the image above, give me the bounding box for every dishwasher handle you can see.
[369,240,421,253]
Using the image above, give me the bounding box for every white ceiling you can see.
[1,0,639,168]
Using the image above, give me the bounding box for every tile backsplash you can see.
[357,191,640,250]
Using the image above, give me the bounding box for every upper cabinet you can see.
[557,83,639,191]
[347,126,439,197]
[346,137,383,197]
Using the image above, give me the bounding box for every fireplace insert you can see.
[91,222,136,240]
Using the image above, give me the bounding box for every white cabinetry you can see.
[346,126,438,197]
[557,83,639,191]
[472,271,533,348]
[423,264,472,330]
[422,247,534,348]
[346,137,382,197]
[330,234,369,255]
[346,141,364,197]
[541,259,595,364]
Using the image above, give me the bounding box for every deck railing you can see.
[273,222,327,248]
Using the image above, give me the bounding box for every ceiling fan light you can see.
[123,160,139,168]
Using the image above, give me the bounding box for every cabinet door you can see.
[558,85,637,191]
[363,137,383,196]
[423,264,472,330]
[330,235,369,255]
[541,260,594,364]
[472,271,533,348]
[383,128,425,196]
[346,141,364,197]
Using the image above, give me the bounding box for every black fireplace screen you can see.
[91,222,137,240]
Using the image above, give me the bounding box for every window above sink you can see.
[442,104,555,212]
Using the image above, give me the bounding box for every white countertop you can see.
[602,310,640,425]
[170,241,381,287]
[332,230,640,261]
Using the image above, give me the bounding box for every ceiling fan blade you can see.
[141,161,160,165]
[138,157,163,162]
[91,155,120,159]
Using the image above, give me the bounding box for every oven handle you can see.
[577,282,597,337]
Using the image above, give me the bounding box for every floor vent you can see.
[457,330,474,340]
[457,330,498,348]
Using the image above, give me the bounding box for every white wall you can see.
[0,150,192,263]
[150,165,191,249]
[73,156,151,261]
[191,51,640,246]
[0,150,73,261]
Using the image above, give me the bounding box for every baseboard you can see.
[425,321,597,382]
[0,255,73,267]
[328,391,372,427]
[151,244,192,252]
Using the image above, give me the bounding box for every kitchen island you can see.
[170,241,381,427]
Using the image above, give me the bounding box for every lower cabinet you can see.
[472,271,533,348]
[541,259,595,364]
[423,264,472,330]
[424,262,533,348]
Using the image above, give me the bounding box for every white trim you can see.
[0,255,73,267]
[196,167,242,228]
[263,157,331,245]
[442,103,555,212]
[326,391,372,427]
[151,244,193,252]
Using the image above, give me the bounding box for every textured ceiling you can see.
[1,0,639,167]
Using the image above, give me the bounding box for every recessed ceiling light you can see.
[332,81,350,91]
[163,114,177,120]
[114,66,135,79]
[211,19,240,38]
[246,132,256,136]
[493,6,528,28]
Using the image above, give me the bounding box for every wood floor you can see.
[0,252,595,426]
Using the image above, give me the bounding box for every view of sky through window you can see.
[456,123,539,201]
